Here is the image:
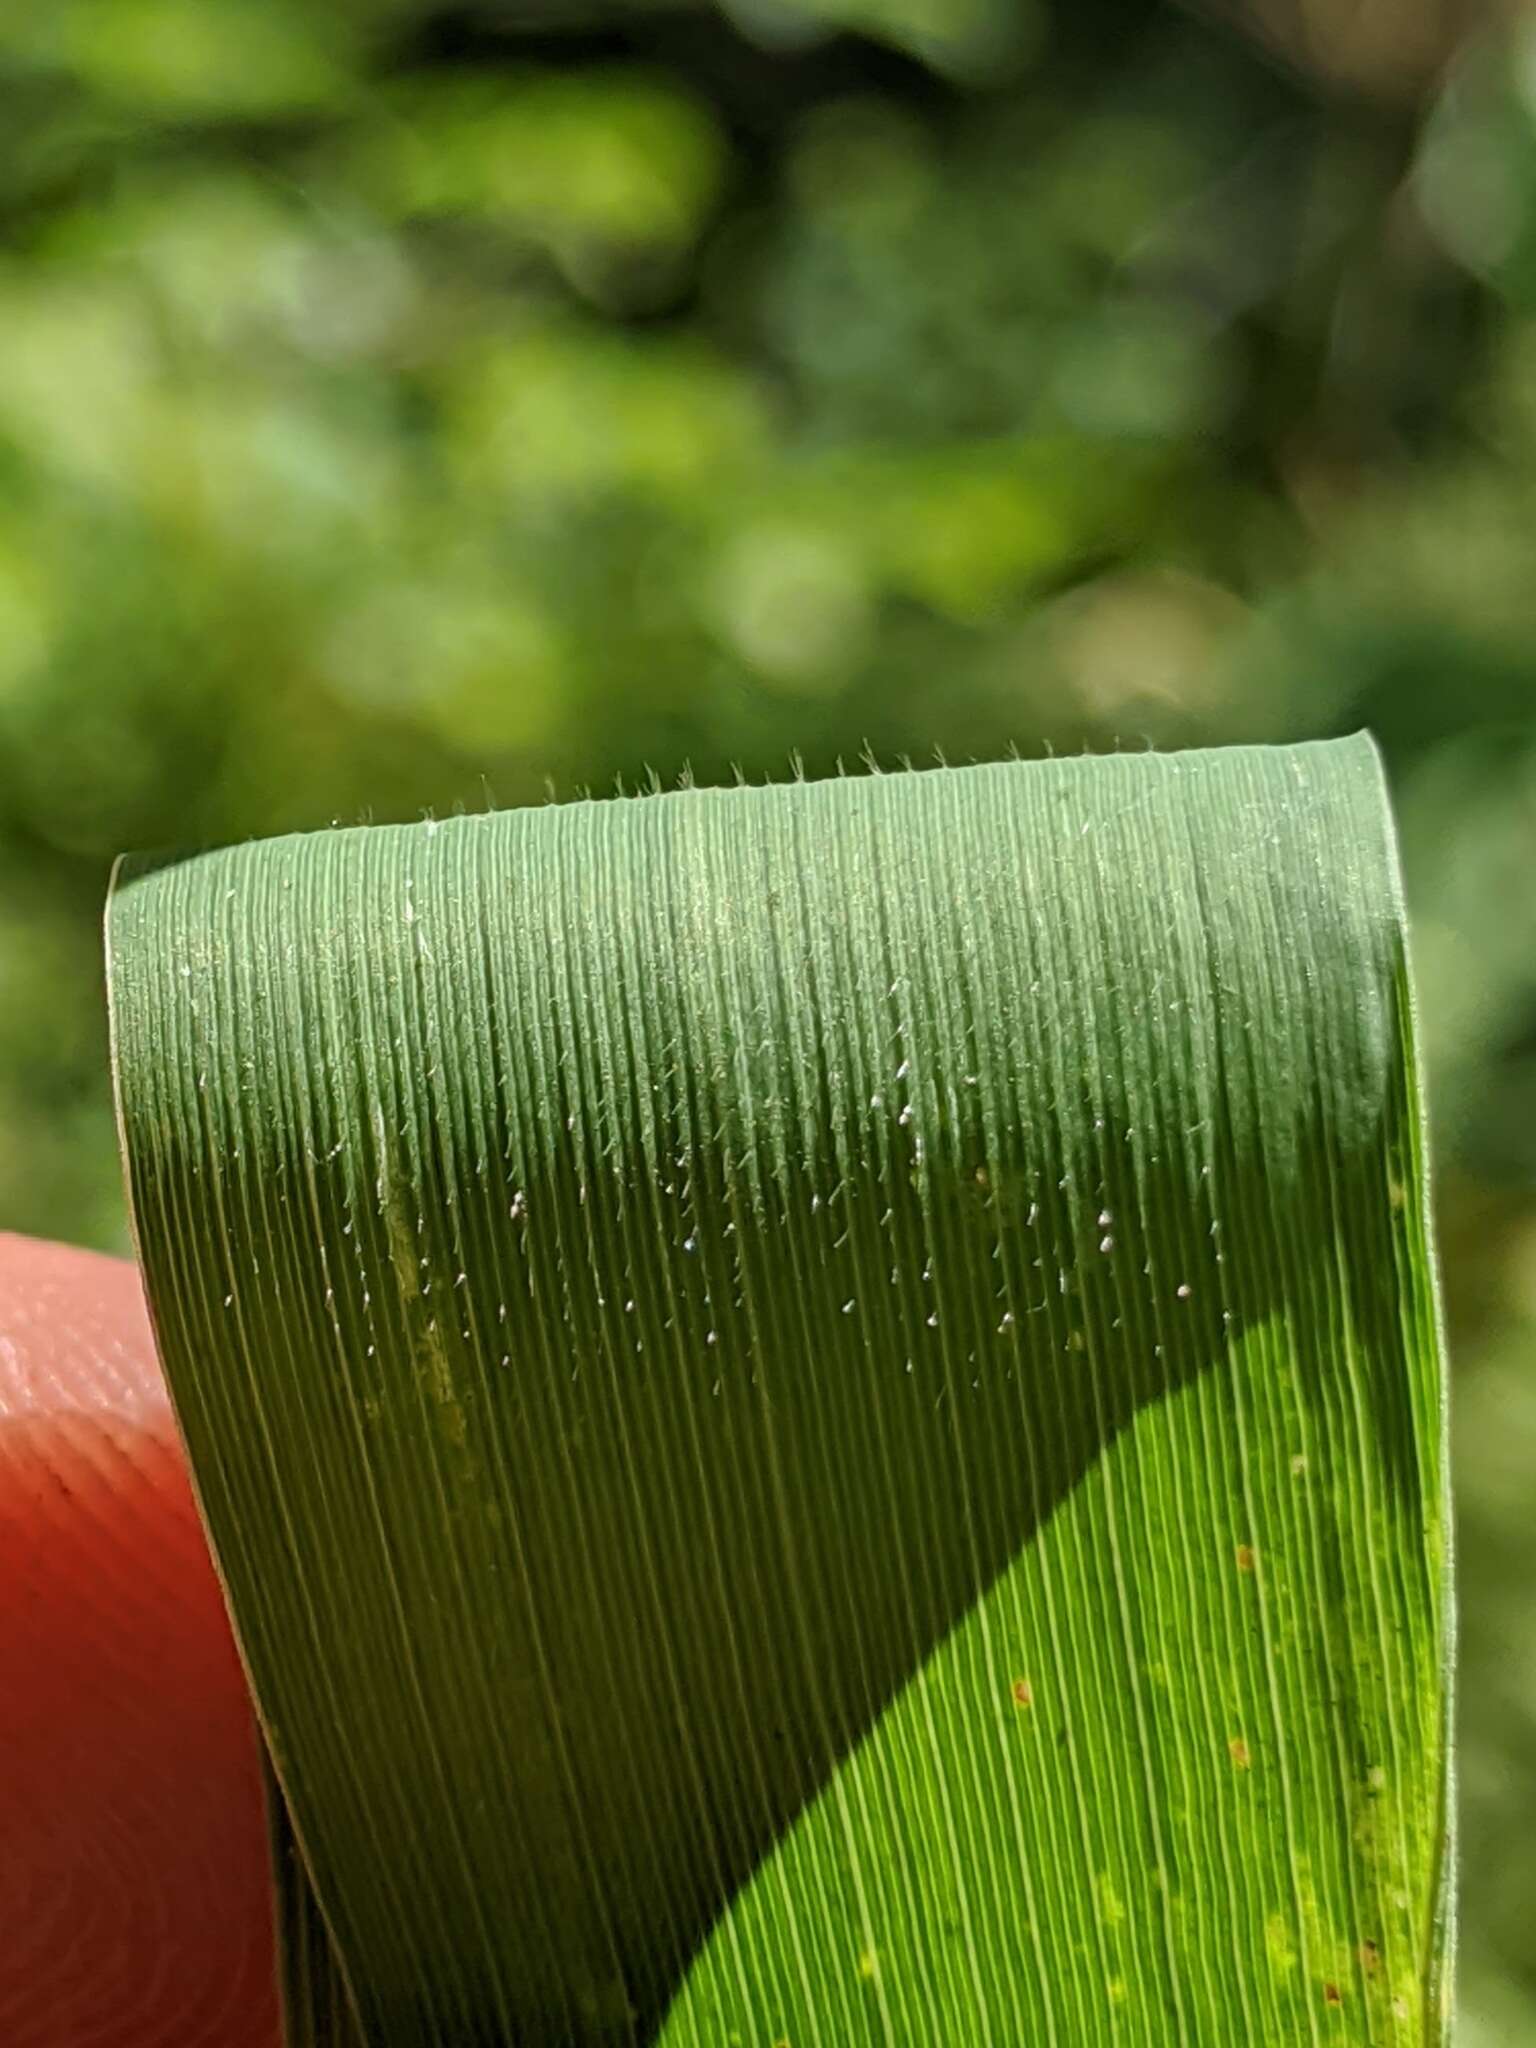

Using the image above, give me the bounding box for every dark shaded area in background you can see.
[0,0,1529,2034]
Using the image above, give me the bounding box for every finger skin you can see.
[0,1233,278,2048]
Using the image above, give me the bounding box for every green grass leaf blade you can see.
[107,736,1451,2045]
[264,1755,368,2048]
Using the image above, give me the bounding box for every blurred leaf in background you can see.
[0,0,1531,2034]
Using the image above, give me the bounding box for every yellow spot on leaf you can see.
[1011,1676,1034,1709]
[1095,1871,1126,1928]
[1235,1543,1256,1572]
[1265,1913,1297,1974]
[1229,1736,1251,1769]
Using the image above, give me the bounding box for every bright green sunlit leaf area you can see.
[108,736,1450,2046]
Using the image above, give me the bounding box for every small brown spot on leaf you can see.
[1228,1737,1250,1769]
[1235,1544,1256,1572]
[1012,1677,1034,1709]
[1358,1939,1379,1976]
[1323,1982,1342,2007]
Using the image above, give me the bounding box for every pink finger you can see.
[0,1233,279,2048]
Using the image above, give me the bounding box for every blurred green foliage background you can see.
[0,0,1530,2032]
